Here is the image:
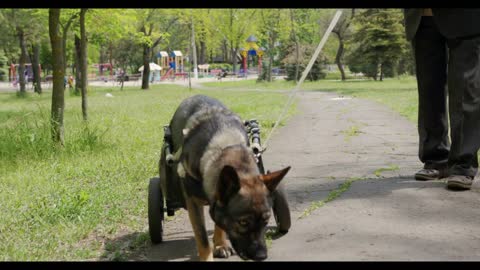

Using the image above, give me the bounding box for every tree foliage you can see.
[347,9,407,80]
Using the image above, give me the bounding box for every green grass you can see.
[203,76,418,122]
[298,164,401,219]
[299,176,364,219]
[341,125,363,142]
[0,83,296,260]
[374,165,400,177]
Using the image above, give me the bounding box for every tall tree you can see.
[348,9,406,81]
[1,9,38,95]
[60,10,79,73]
[134,9,177,89]
[28,43,42,94]
[331,9,355,81]
[79,8,88,121]
[258,9,290,82]
[49,8,65,146]
[190,10,198,79]
[28,9,49,94]
[74,34,81,95]
[0,9,47,92]
[289,9,300,82]
[17,23,28,94]
[0,13,19,82]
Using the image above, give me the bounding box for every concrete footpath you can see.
[141,85,480,261]
[259,90,480,261]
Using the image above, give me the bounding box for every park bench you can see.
[126,73,142,81]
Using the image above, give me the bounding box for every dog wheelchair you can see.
[148,119,291,244]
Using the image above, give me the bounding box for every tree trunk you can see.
[62,18,74,73]
[333,32,346,81]
[379,62,384,81]
[62,27,67,73]
[199,40,206,64]
[231,47,238,73]
[80,8,88,121]
[141,44,150,89]
[99,45,105,64]
[289,9,300,82]
[109,43,113,76]
[74,35,81,95]
[120,65,125,91]
[191,16,198,79]
[17,27,27,94]
[49,8,65,146]
[267,36,275,82]
[392,60,398,78]
[222,39,228,63]
[268,54,273,82]
[30,43,42,94]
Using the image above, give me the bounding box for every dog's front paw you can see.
[213,245,234,258]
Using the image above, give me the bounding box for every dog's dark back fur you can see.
[169,95,248,181]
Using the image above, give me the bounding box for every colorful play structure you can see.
[240,35,265,76]
[169,51,184,73]
[157,50,185,81]
[157,51,169,76]
[155,41,265,80]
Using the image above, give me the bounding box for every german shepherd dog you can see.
[168,94,290,261]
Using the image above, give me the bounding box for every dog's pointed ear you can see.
[216,165,241,204]
[260,166,291,192]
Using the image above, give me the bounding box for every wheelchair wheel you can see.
[257,157,291,234]
[272,182,291,234]
[148,177,164,244]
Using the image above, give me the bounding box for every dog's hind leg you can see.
[185,197,213,261]
[213,225,234,258]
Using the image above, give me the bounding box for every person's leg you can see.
[445,35,480,189]
[413,17,450,179]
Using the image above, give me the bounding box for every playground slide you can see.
[160,68,174,81]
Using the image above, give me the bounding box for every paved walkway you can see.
[258,90,480,261]
[95,81,477,261]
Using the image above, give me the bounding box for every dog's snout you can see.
[247,244,267,261]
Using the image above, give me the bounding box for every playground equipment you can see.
[240,35,265,76]
[156,50,186,81]
[160,68,174,81]
[169,51,184,73]
[157,51,169,76]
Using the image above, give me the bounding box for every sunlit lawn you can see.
[0,83,295,260]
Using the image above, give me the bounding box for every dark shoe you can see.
[446,175,474,190]
[415,168,448,181]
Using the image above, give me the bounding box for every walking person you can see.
[404,8,480,190]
